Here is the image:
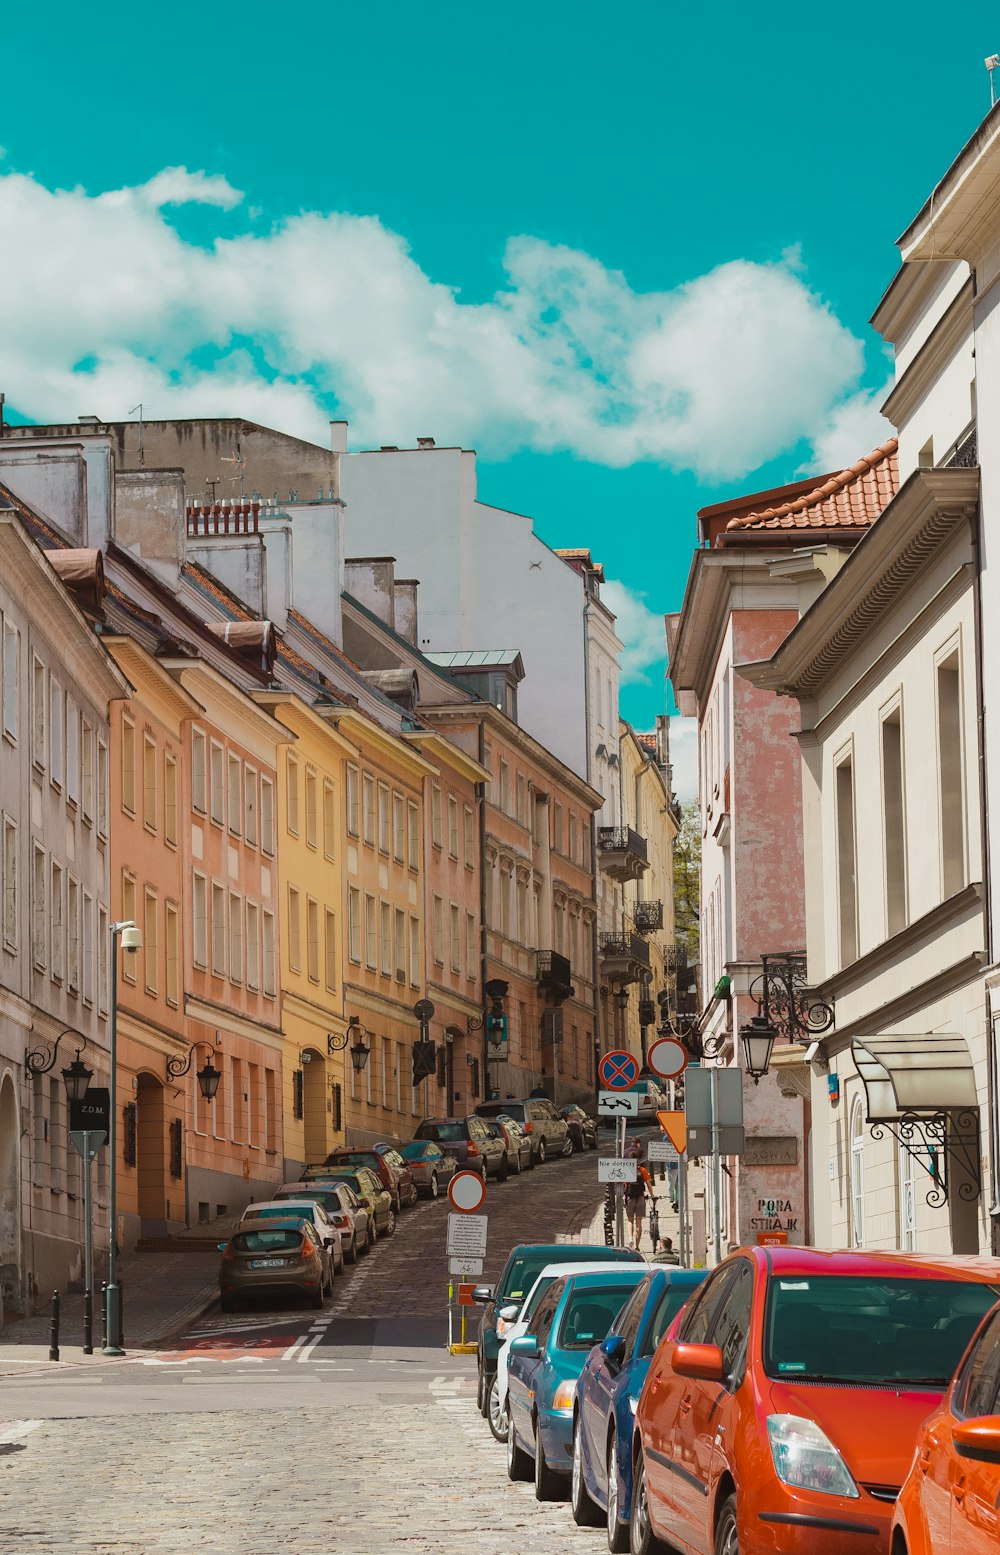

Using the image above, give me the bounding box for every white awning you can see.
[851,1033,979,1122]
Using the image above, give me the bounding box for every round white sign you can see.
[647,1036,689,1080]
[448,1169,487,1213]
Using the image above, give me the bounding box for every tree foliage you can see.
[672,800,700,969]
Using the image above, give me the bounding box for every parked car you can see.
[622,1077,665,1120]
[413,1116,508,1180]
[320,1147,406,1212]
[370,1142,419,1208]
[273,1181,370,1262]
[482,1114,533,1174]
[893,1295,1000,1555]
[631,1247,1000,1555]
[304,1165,395,1238]
[571,1266,706,1545]
[399,1140,458,1199]
[475,1097,569,1163]
[506,1268,649,1499]
[561,1103,598,1152]
[239,1200,343,1287]
[473,1241,646,1417]
[218,1218,327,1311]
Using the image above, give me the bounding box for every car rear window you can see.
[426,1121,469,1142]
[559,1287,637,1350]
[764,1275,1000,1386]
[478,1103,523,1120]
[401,1142,428,1159]
[279,1190,340,1214]
[232,1229,303,1253]
[326,1151,378,1167]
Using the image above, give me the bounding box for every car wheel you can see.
[497,1153,509,1183]
[479,1367,492,1417]
[630,1450,667,1555]
[562,1135,574,1157]
[607,1431,629,1552]
[507,1411,532,1481]
[344,1235,358,1266]
[429,1172,439,1199]
[714,1494,739,1555]
[385,1207,397,1236]
[476,1367,486,1413]
[488,1374,509,1443]
[571,1419,602,1526]
[534,1417,565,1501]
[366,1220,377,1251]
[537,1138,547,1165]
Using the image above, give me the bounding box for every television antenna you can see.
[222,442,246,497]
[129,403,144,468]
[987,54,1000,107]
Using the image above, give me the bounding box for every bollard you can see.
[83,1285,93,1356]
[48,1290,60,1362]
[100,1282,107,1349]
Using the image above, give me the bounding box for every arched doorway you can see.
[302,1050,328,1165]
[0,1075,20,1314]
[135,1073,167,1232]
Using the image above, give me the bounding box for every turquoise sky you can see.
[1,1,996,738]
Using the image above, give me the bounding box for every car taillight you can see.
[467,1141,479,1156]
[300,1236,316,1259]
[523,1121,534,1133]
[221,1244,235,1262]
[333,1214,351,1229]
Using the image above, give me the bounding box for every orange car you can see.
[631,1247,1000,1555]
[893,1299,1000,1555]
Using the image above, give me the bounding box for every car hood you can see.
[767,1377,941,1487]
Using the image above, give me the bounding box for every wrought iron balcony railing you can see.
[599,931,651,968]
[633,900,663,933]
[597,826,649,863]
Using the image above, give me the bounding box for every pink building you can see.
[667,443,897,1256]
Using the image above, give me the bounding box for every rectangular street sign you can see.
[69,1130,107,1160]
[647,1139,678,1162]
[684,1067,744,1130]
[686,1123,746,1158]
[598,1091,639,1116]
[598,1157,638,1183]
[449,1256,484,1278]
[447,1212,488,1259]
[70,1087,111,1137]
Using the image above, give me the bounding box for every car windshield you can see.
[426,1122,468,1142]
[282,1190,340,1214]
[232,1229,303,1252]
[764,1276,1000,1385]
[559,1287,637,1350]
[641,1285,699,1356]
[325,1173,366,1193]
[326,1152,378,1168]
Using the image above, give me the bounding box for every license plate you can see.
[248,1257,286,1269]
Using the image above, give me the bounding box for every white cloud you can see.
[602,578,666,687]
[0,166,875,482]
[667,717,698,804]
[807,381,895,474]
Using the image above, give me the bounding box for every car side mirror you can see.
[672,1342,726,1382]
[471,1285,493,1304]
[499,1304,519,1321]
[955,1417,1000,1464]
[601,1334,626,1366]
[510,1335,539,1359]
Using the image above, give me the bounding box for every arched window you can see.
[850,1097,866,1248]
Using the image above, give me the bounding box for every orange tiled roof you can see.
[634,732,657,754]
[725,439,898,534]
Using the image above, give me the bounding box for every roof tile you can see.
[725,439,898,534]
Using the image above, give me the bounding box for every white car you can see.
[486,1258,647,1442]
[239,1199,345,1290]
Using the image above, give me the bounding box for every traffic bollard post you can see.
[48,1289,60,1362]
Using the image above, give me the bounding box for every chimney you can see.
[344,557,396,630]
[393,579,419,645]
[416,437,435,449]
[330,420,348,454]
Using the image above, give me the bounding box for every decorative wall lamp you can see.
[329,1018,371,1074]
[740,1017,778,1085]
[26,1028,93,1101]
[165,1040,222,1101]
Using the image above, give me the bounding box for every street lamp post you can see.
[104,919,141,1357]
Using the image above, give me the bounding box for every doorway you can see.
[135,1072,167,1232]
[0,1074,19,1314]
[302,1051,328,1165]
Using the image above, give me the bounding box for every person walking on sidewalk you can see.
[624,1142,653,1250]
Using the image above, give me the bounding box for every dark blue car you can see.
[569,1266,707,1548]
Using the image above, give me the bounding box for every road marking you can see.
[0,1420,44,1445]
[281,1334,311,1362]
[297,1332,327,1363]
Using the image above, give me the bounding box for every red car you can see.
[631,1247,1000,1555]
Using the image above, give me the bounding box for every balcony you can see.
[599,931,651,987]
[633,900,663,934]
[536,950,574,1005]
[597,826,649,883]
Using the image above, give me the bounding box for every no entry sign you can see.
[647,1037,689,1080]
[598,1049,640,1090]
[448,1170,487,1213]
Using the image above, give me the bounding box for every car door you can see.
[585,1281,648,1501]
[509,1283,562,1450]
[946,1310,1000,1555]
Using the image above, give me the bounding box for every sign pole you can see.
[678,1151,689,1267]
[711,1066,723,1264]
[82,1131,94,1355]
[615,1115,626,1248]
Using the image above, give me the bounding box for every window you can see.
[68,876,81,993]
[516,773,526,826]
[447,796,459,859]
[119,714,134,812]
[362,774,376,845]
[938,651,966,896]
[305,769,318,849]
[348,887,361,963]
[245,902,260,990]
[98,904,109,1013]
[1,816,15,950]
[144,891,158,995]
[81,720,94,822]
[143,736,157,831]
[433,895,444,965]
[228,754,242,836]
[464,805,474,867]
[377,783,390,855]
[898,1136,916,1252]
[192,873,208,968]
[431,784,442,848]
[307,897,320,983]
[409,916,420,988]
[165,903,179,1006]
[323,781,336,860]
[209,741,224,825]
[553,801,563,853]
[710,1259,754,1377]
[262,910,277,996]
[466,911,476,975]
[568,813,577,863]
[346,765,360,836]
[365,894,377,969]
[836,754,858,967]
[229,892,243,984]
[31,657,46,769]
[380,901,392,975]
[260,776,275,855]
[32,845,46,969]
[407,801,420,869]
[850,1096,866,1248]
[50,860,64,981]
[395,908,406,982]
[287,887,302,971]
[499,761,510,815]
[881,706,906,937]
[392,792,405,862]
[325,909,337,991]
[191,729,207,813]
[1,618,17,743]
[286,755,300,835]
[97,737,109,838]
[66,700,79,806]
[265,1068,277,1152]
[450,904,461,971]
[244,767,258,846]
[211,883,226,975]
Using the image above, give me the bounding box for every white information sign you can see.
[598,1091,640,1116]
[447,1212,488,1259]
[449,1256,484,1278]
[647,1140,679,1162]
[598,1158,638,1183]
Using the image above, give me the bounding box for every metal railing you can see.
[599,931,651,967]
[597,826,649,864]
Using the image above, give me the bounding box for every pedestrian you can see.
[624,1143,653,1250]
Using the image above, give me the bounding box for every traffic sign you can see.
[657,1110,687,1153]
[598,1158,638,1183]
[599,1050,640,1089]
[449,1256,484,1278]
[647,1037,689,1080]
[69,1130,106,1160]
[647,1139,678,1163]
[599,1091,639,1116]
[448,1170,487,1213]
[447,1213,488,1258]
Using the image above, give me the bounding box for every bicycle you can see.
[648,1192,660,1255]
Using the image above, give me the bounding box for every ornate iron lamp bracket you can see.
[750,953,834,1043]
[166,1039,216,1082]
[870,1108,981,1209]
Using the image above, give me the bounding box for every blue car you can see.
[506,1267,648,1502]
[570,1266,707,1548]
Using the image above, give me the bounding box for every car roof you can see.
[535,1259,648,1282]
[753,1247,1000,1281]
[509,1242,643,1260]
[559,1269,649,1294]
[239,1215,309,1229]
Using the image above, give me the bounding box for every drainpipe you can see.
[972,505,998,1235]
[477,721,490,1102]
[583,592,602,1102]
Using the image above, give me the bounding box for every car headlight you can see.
[552,1379,577,1411]
[767,1415,859,1499]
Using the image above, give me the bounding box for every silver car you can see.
[273,1181,371,1262]
[399,1140,458,1199]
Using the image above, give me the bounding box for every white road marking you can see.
[0,1420,44,1445]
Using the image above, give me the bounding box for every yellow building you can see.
[256,692,359,1177]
